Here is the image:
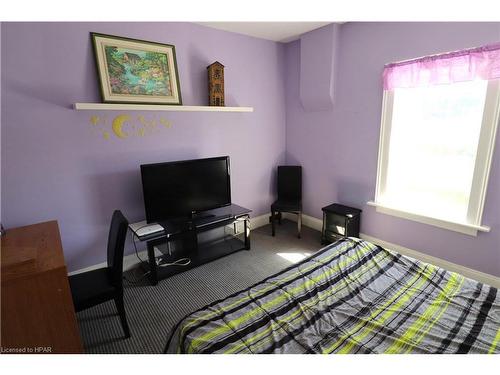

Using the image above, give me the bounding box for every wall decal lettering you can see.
[160,118,172,128]
[88,114,173,140]
[90,115,100,126]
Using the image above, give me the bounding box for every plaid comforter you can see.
[165,238,500,354]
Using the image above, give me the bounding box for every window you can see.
[370,44,500,236]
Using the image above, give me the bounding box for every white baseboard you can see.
[248,212,270,230]
[359,233,500,289]
[283,212,500,289]
[68,213,271,276]
[68,248,151,276]
[281,212,323,231]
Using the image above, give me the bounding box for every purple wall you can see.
[3,22,500,277]
[1,22,286,271]
[285,22,500,277]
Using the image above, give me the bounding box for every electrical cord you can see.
[157,257,191,267]
[126,224,192,276]
[123,267,151,284]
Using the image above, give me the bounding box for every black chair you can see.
[271,166,302,238]
[69,210,131,338]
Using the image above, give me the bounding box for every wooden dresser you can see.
[1,221,83,353]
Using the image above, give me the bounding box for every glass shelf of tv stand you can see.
[131,204,252,285]
[145,234,248,282]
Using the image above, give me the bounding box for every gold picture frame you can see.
[91,32,182,105]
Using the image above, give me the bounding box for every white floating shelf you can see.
[74,103,253,112]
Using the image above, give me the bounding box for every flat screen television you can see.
[140,156,231,223]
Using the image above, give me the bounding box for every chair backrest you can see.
[106,210,129,287]
[277,166,302,201]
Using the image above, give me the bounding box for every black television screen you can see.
[140,156,231,223]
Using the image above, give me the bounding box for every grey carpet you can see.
[76,220,323,354]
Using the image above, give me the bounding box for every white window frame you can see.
[368,80,500,236]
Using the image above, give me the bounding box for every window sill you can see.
[366,201,490,236]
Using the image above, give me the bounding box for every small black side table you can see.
[321,203,362,245]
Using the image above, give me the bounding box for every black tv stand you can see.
[133,204,251,285]
[189,212,216,220]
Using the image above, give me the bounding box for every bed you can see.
[165,237,500,354]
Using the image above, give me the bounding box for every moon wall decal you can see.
[112,114,131,139]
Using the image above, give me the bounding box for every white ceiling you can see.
[196,22,332,43]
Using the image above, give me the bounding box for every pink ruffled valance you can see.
[383,42,500,90]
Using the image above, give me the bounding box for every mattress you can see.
[165,238,500,354]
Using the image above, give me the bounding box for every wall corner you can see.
[299,23,340,112]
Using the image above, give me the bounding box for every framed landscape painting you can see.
[91,33,182,105]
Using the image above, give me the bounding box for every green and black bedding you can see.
[165,238,500,354]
